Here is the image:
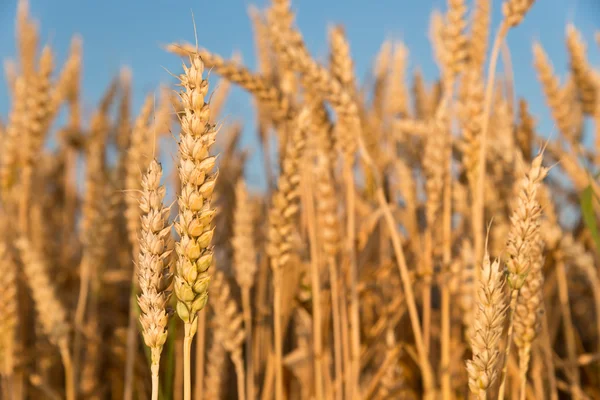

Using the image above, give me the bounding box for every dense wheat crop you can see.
[1,0,600,398]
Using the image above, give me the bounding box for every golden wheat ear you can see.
[137,159,173,400]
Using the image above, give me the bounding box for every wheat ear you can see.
[0,241,17,382]
[513,239,544,400]
[466,251,507,400]
[16,238,74,400]
[174,53,218,400]
[232,179,258,399]
[268,108,309,400]
[138,159,173,400]
[498,153,548,400]
[210,271,247,400]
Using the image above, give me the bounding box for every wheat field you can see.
[1,0,600,399]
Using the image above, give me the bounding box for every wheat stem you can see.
[328,256,343,400]
[344,162,361,400]
[59,340,75,400]
[555,257,581,398]
[241,288,254,400]
[151,360,160,400]
[498,289,518,400]
[273,268,283,400]
[183,323,194,400]
[194,310,206,400]
[233,355,247,400]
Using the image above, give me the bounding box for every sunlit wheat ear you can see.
[566,24,597,115]
[469,0,491,71]
[232,179,257,291]
[23,46,54,169]
[209,271,246,400]
[0,241,17,377]
[16,237,75,400]
[17,238,70,347]
[502,0,536,28]
[466,251,507,399]
[513,238,544,394]
[498,152,548,399]
[166,44,292,127]
[505,153,548,291]
[174,52,218,400]
[533,42,579,143]
[0,77,27,192]
[460,69,484,195]
[137,159,173,400]
[443,0,468,80]
[328,25,355,93]
[174,54,217,326]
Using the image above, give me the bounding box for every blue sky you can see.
[0,0,599,188]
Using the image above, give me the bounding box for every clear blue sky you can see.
[0,0,599,188]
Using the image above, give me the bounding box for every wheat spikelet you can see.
[371,40,392,127]
[3,60,17,95]
[460,69,484,195]
[204,330,226,399]
[469,0,490,71]
[505,154,548,290]
[566,24,597,115]
[502,0,536,28]
[424,116,448,227]
[232,180,257,290]
[411,69,428,119]
[265,10,360,159]
[0,241,17,377]
[268,109,309,270]
[315,155,340,257]
[22,46,54,168]
[305,89,336,170]
[0,77,27,191]
[17,237,75,400]
[466,251,507,399]
[394,159,420,255]
[387,42,409,118]
[210,271,246,356]
[17,238,69,346]
[430,10,447,73]
[443,0,468,79]
[124,95,154,253]
[512,239,544,392]
[516,99,535,160]
[166,44,292,126]
[52,36,82,116]
[457,240,476,338]
[248,6,274,82]
[16,0,38,79]
[532,42,578,143]
[329,25,355,94]
[138,159,172,362]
